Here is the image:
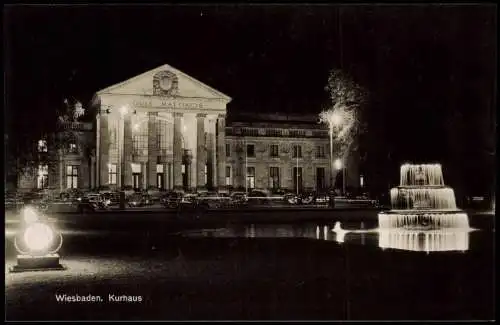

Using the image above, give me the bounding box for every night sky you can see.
[4,4,497,193]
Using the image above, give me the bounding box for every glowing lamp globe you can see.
[11,221,64,272]
[23,222,55,253]
[22,207,39,224]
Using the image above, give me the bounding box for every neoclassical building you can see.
[17,63,361,194]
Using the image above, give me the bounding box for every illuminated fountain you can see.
[378,163,470,230]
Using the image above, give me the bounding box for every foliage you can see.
[320,69,369,161]
[8,98,95,179]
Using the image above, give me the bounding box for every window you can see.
[133,134,148,154]
[66,165,78,189]
[226,143,231,157]
[69,143,78,153]
[246,167,255,189]
[108,164,117,185]
[270,144,279,158]
[269,167,280,189]
[225,166,232,186]
[37,165,49,189]
[133,120,148,155]
[38,140,48,152]
[204,164,208,185]
[156,119,170,150]
[246,144,255,157]
[316,145,325,158]
[316,168,326,191]
[360,175,364,188]
[157,164,164,189]
[292,145,302,158]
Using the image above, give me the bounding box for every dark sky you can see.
[4,4,497,191]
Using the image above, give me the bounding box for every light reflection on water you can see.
[183,222,477,253]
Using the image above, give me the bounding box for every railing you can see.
[225,127,329,139]
[57,121,93,131]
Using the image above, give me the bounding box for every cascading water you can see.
[379,163,470,230]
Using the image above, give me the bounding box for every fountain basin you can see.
[378,210,470,230]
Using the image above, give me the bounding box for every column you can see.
[141,163,147,190]
[147,112,158,188]
[98,112,109,187]
[173,112,183,191]
[207,118,217,189]
[196,113,206,190]
[58,149,64,192]
[162,163,167,190]
[90,153,96,189]
[123,114,133,187]
[216,114,226,191]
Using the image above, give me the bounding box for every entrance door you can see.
[316,167,325,191]
[157,173,164,189]
[182,164,189,190]
[132,173,141,190]
[293,167,303,194]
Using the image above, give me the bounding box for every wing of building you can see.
[17,64,361,195]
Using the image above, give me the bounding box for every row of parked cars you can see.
[5,188,379,213]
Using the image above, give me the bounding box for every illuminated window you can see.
[66,165,78,189]
[69,143,78,153]
[292,145,302,158]
[246,167,255,189]
[38,140,48,152]
[269,167,280,189]
[108,164,117,185]
[270,144,279,157]
[133,120,148,155]
[156,119,170,150]
[225,166,232,186]
[204,164,208,185]
[360,175,364,188]
[157,164,164,189]
[37,165,49,189]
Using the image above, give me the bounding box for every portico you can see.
[92,64,231,192]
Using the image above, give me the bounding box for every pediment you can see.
[96,64,231,103]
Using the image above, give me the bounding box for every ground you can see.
[5,209,495,320]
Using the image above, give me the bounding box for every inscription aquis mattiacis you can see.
[132,99,204,110]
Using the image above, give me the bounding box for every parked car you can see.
[77,194,110,213]
[196,192,232,210]
[161,192,184,209]
[127,193,154,207]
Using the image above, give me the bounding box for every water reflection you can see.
[184,222,474,253]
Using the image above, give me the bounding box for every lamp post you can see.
[119,105,128,210]
[319,110,342,191]
[334,158,346,196]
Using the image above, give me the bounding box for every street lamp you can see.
[319,110,343,191]
[334,158,346,196]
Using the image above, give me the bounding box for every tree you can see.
[10,98,95,193]
[319,69,369,187]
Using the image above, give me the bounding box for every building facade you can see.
[17,64,360,193]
